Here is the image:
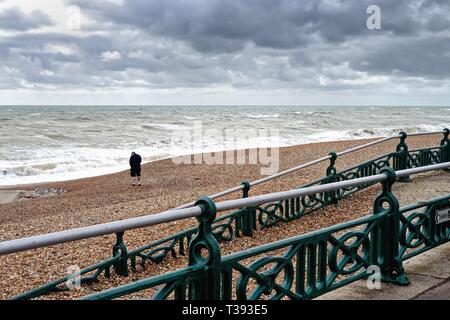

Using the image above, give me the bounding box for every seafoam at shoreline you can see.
[0,135,379,187]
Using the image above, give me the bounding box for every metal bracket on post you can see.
[396,132,411,182]
[188,196,221,300]
[113,232,129,277]
[240,181,255,237]
[441,128,450,172]
[325,152,339,205]
[373,167,409,286]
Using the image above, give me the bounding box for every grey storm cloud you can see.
[0,0,450,92]
[69,0,450,48]
[0,6,54,31]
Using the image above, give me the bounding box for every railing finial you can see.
[443,128,449,137]
[240,181,256,237]
[399,131,407,141]
[395,131,411,182]
[241,180,251,199]
[327,151,338,174]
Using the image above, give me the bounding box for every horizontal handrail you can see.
[399,193,450,213]
[176,130,446,209]
[214,162,449,212]
[408,131,445,137]
[0,161,448,257]
[0,206,202,256]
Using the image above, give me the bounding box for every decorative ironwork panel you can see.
[219,214,382,300]
[399,195,450,260]
[407,148,441,168]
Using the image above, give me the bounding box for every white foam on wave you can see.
[0,164,128,186]
[0,146,166,186]
[299,124,447,144]
[2,122,447,186]
[150,123,190,131]
[242,113,280,119]
[0,134,284,186]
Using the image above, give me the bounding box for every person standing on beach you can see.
[129,152,142,186]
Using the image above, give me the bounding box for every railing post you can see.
[188,196,221,300]
[440,128,450,172]
[325,152,339,204]
[373,167,409,286]
[395,131,411,182]
[112,232,129,277]
[242,180,250,199]
[240,181,255,237]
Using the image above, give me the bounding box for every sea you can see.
[0,105,448,186]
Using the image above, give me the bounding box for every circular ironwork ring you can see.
[329,231,369,275]
[236,256,294,300]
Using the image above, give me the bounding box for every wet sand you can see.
[0,190,23,205]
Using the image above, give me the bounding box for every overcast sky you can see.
[0,0,449,106]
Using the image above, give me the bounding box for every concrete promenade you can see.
[317,241,450,300]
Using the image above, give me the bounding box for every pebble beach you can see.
[0,133,447,299]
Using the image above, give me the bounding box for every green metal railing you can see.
[399,194,450,261]
[8,163,449,300]
[6,129,450,299]
[80,167,450,300]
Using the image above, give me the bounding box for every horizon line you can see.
[0,104,449,108]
